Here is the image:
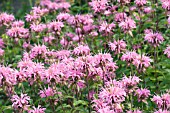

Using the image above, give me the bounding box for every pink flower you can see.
[73,45,90,56]
[122,76,141,93]
[47,21,64,33]
[7,27,29,39]
[114,13,127,22]
[121,51,138,65]
[57,13,70,21]
[164,46,170,58]
[0,48,4,56]
[144,7,152,14]
[119,17,136,33]
[25,14,40,22]
[43,36,55,44]
[30,23,46,33]
[135,0,147,6]
[0,66,17,86]
[154,109,170,113]
[12,20,24,27]
[89,0,108,13]
[99,21,115,35]
[135,88,150,102]
[99,85,126,103]
[0,12,15,26]
[29,45,48,59]
[144,30,164,47]
[108,40,126,54]
[11,93,30,110]
[39,87,56,98]
[28,105,46,113]
[152,95,163,108]
[161,0,170,10]
[132,54,152,72]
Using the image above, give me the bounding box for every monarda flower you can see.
[12,20,25,27]
[7,27,29,39]
[99,21,115,35]
[29,45,47,59]
[89,0,108,13]
[119,17,136,33]
[47,21,64,33]
[0,48,4,56]
[39,87,56,98]
[73,45,90,56]
[135,0,147,7]
[121,51,138,65]
[0,12,15,26]
[114,12,127,22]
[152,93,170,109]
[117,0,131,4]
[132,54,152,72]
[161,0,170,10]
[121,76,141,93]
[164,46,170,58]
[57,12,70,21]
[108,40,126,54]
[99,85,126,103]
[154,109,170,113]
[144,30,164,47]
[135,88,150,102]
[28,105,46,113]
[30,23,46,33]
[11,93,30,110]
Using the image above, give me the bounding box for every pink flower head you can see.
[122,75,141,93]
[73,45,90,56]
[89,0,108,13]
[152,95,163,108]
[0,48,4,56]
[43,36,55,44]
[28,105,46,113]
[11,93,30,110]
[39,87,56,98]
[30,23,46,33]
[7,27,29,39]
[108,40,126,54]
[47,21,64,33]
[135,88,150,102]
[154,109,170,113]
[57,13,70,21]
[99,85,126,103]
[99,21,115,35]
[25,14,40,22]
[132,54,152,72]
[29,45,47,59]
[161,0,170,10]
[114,13,127,22]
[0,12,15,26]
[135,0,147,7]
[119,17,136,33]
[144,7,152,14]
[121,51,138,65]
[0,66,17,86]
[164,46,170,58]
[12,20,24,27]
[144,30,164,47]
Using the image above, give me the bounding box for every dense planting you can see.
[1,0,170,113]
